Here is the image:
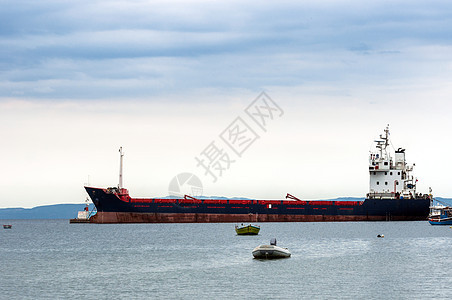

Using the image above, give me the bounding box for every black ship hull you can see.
[85,187,430,223]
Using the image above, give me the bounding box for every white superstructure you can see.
[368,126,418,199]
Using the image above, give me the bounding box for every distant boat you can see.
[428,203,452,225]
[252,238,291,259]
[69,197,92,223]
[3,225,12,229]
[235,224,260,235]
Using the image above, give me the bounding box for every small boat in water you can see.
[428,199,452,225]
[3,225,12,229]
[70,197,93,223]
[252,238,291,259]
[235,224,260,235]
[428,206,452,225]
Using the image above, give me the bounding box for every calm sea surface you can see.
[1,220,451,299]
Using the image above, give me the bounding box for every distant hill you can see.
[0,204,95,220]
[1,197,450,220]
[320,197,365,201]
[160,195,254,200]
[433,197,452,206]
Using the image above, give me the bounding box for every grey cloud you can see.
[1,0,452,99]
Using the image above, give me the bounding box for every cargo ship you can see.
[85,127,431,223]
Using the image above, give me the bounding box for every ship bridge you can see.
[368,126,418,199]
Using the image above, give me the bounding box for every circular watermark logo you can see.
[168,172,203,198]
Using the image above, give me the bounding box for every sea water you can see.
[1,220,451,299]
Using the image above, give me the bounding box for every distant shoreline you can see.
[0,204,95,220]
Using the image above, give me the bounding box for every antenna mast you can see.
[118,147,124,189]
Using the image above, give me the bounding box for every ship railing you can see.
[367,192,398,199]
[105,187,129,195]
[367,192,431,200]
[106,187,119,194]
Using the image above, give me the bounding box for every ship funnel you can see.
[395,147,405,170]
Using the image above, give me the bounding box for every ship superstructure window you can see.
[385,172,387,175]
[385,182,388,185]
[384,162,388,165]
[398,172,400,175]
[390,172,393,175]
[376,181,380,185]
[373,172,376,175]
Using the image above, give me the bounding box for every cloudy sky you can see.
[1,0,451,208]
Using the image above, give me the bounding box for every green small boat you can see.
[235,224,260,235]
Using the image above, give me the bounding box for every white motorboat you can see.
[252,238,291,259]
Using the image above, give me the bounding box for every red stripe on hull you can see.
[89,212,424,223]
